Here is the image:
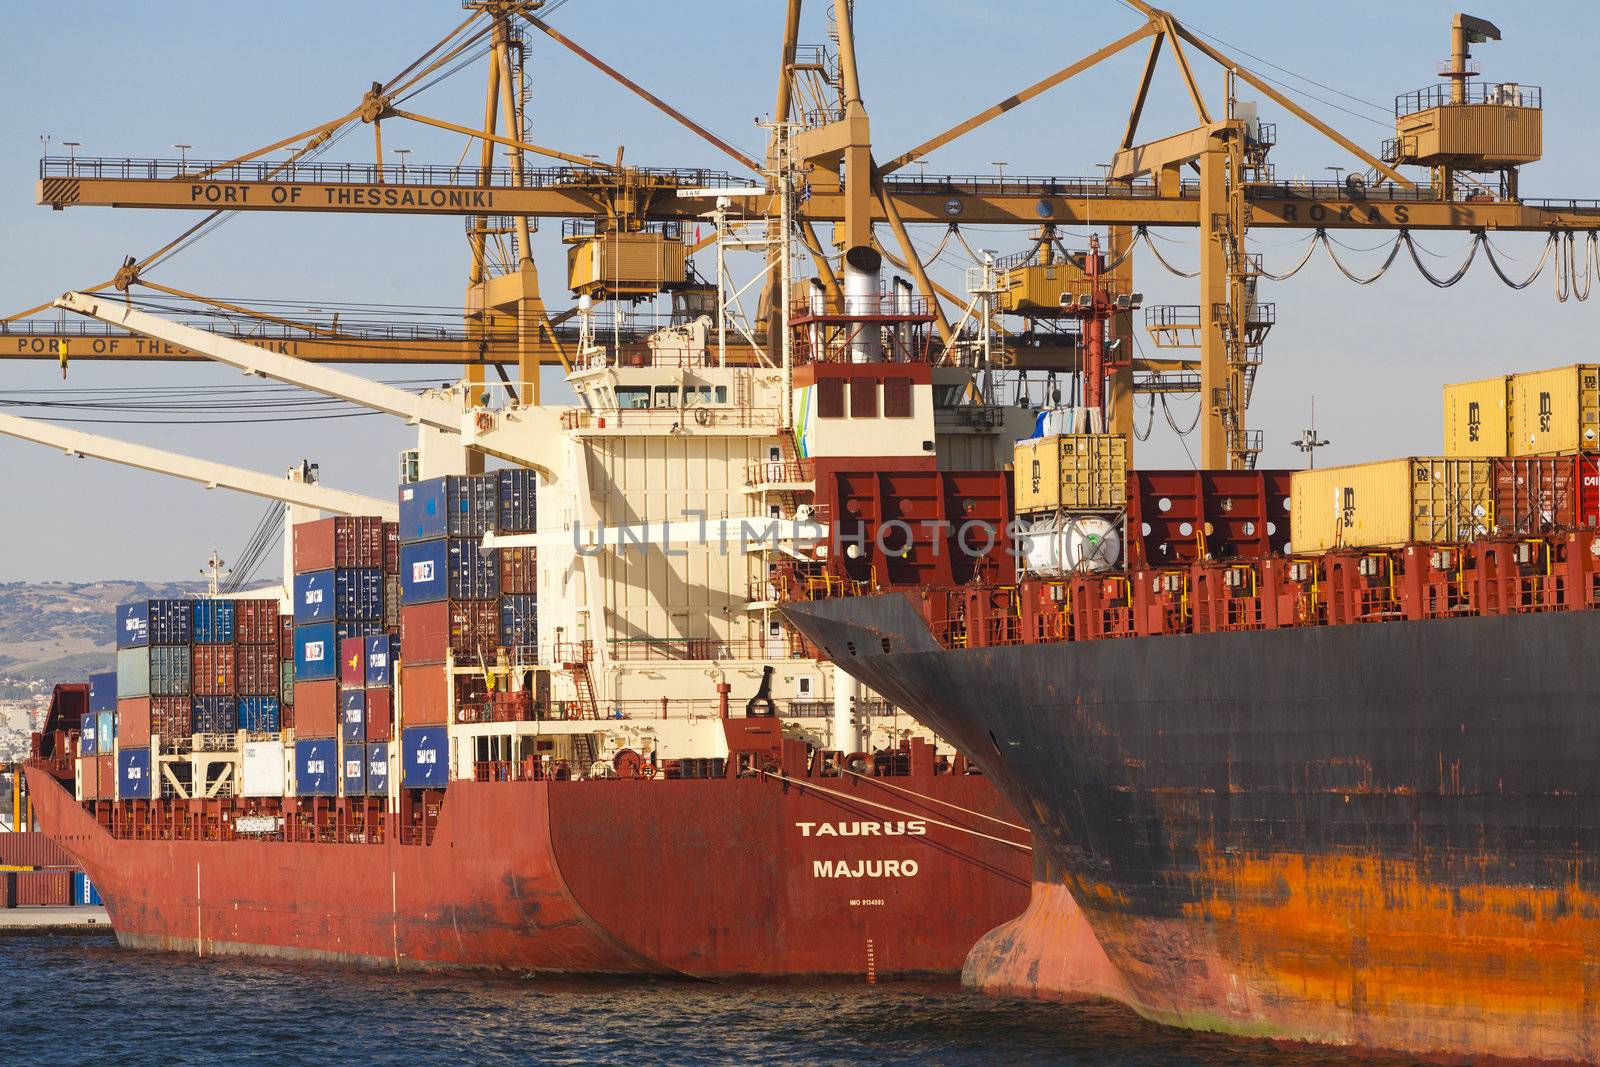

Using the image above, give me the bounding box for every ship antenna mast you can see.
[201,550,230,597]
[1291,397,1330,468]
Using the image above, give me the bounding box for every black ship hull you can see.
[782,592,1600,1063]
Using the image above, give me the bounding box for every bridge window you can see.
[617,386,651,409]
[850,378,878,418]
[884,377,912,418]
[817,378,845,418]
[653,386,679,409]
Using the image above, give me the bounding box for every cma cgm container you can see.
[339,636,367,686]
[1491,455,1600,533]
[191,599,236,644]
[1511,364,1600,456]
[399,538,499,604]
[1290,458,1493,552]
[293,515,385,572]
[118,747,152,800]
[294,738,338,797]
[402,725,448,788]
[397,474,497,542]
[1443,374,1512,457]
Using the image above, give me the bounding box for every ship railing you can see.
[561,406,783,431]
[554,640,594,665]
[744,459,815,486]
[39,156,745,190]
[606,637,800,661]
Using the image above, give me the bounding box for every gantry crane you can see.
[18,2,1600,467]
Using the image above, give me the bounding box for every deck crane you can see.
[0,411,394,603]
[26,4,1600,466]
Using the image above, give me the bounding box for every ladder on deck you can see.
[566,660,599,720]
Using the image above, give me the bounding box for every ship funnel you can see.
[843,245,884,363]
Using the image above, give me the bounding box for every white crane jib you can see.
[50,291,566,483]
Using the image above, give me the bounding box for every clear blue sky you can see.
[2,1,1597,582]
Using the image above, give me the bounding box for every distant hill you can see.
[0,580,210,687]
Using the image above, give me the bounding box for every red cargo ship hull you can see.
[27,764,1032,978]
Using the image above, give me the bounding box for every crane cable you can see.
[224,500,285,594]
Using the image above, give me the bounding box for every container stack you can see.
[233,598,284,735]
[395,469,536,786]
[341,632,397,799]
[1011,416,1129,577]
[77,672,118,802]
[114,599,191,799]
[292,517,386,753]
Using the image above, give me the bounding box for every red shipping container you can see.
[152,696,189,740]
[118,697,152,748]
[401,601,499,665]
[294,515,385,573]
[1492,455,1600,535]
[16,870,72,906]
[236,644,279,696]
[294,679,339,738]
[499,546,538,594]
[193,644,237,696]
[383,521,400,575]
[399,663,449,725]
[366,687,393,741]
[80,755,100,801]
[0,833,73,868]
[281,704,296,732]
[278,615,295,658]
[235,598,283,645]
[340,636,367,686]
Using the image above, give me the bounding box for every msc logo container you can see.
[364,633,396,688]
[402,726,449,788]
[1290,458,1493,552]
[1510,364,1600,456]
[1443,374,1512,457]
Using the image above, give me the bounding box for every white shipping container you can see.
[242,740,286,798]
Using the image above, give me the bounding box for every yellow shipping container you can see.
[1013,433,1127,514]
[1289,458,1493,552]
[566,232,687,298]
[1442,374,1510,456]
[1509,364,1600,455]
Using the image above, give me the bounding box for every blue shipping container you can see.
[342,747,366,796]
[72,871,103,907]
[341,688,366,744]
[294,738,338,797]
[97,710,115,749]
[149,645,192,696]
[148,599,192,645]
[496,468,538,533]
[402,726,449,788]
[191,599,236,644]
[88,671,117,713]
[398,475,498,543]
[116,601,150,648]
[238,696,281,733]
[335,568,384,622]
[118,747,152,800]
[335,621,381,646]
[399,538,498,604]
[367,743,389,796]
[498,594,539,650]
[80,720,98,756]
[191,696,238,735]
[294,623,337,681]
[364,633,396,688]
[294,570,335,623]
